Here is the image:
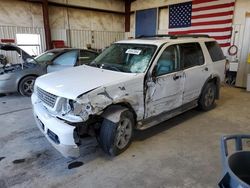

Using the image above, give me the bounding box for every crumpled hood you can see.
[35,65,138,99]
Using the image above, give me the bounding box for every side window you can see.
[53,50,78,66]
[156,45,179,76]
[179,43,204,69]
[79,50,97,65]
[205,41,225,62]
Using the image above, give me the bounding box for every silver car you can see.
[0,44,98,96]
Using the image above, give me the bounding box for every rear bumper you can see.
[32,94,80,159]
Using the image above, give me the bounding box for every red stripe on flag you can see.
[192,2,235,12]
[169,27,232,35]
[192,0,220,5]
[192,11,234,19]
[212,35,232,40]
[219,43,231,47]
[191,19,233,26]
[192,0,218,5]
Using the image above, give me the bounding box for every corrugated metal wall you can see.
[0,25,46,63]
[68,29,125,49]
[0,25,125,64]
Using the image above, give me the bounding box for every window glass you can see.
[205,41,225,62]
[53,50,78,66]
[79,50,97,65]
[91,44,157,73]
[156,45,179,76]
[35,51,60,63]
[179,43,204,69]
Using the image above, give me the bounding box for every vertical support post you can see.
[125,0,131,32]
[42,0,52,50]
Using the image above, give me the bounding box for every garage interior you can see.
[0,0,250,188]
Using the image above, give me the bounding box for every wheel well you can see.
[207,76,220,99]
[17,74,38,92]
[102,102,137,122]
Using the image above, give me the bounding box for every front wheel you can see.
[18,76,36,97]
[198,82,216,111]
[99,110,134,156]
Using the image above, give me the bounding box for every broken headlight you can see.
[62,99,92,121]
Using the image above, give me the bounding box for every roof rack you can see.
[136,34,211,39]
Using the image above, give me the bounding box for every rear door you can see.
[180,42,211,104]
[47,50,78,73]
[145,44,184,118]
[205,41,226,82]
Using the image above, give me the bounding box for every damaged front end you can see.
[32,93,81,158]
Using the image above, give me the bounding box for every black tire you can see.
[99,110,134,156]
[198,82,216,111]
[18,76,36,97]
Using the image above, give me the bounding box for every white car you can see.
[31,35,226,158]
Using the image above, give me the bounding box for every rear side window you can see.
[179,43,204,69]
[205,41,225,62]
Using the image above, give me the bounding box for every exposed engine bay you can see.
[0,63,37,75]
[0,43,37,75]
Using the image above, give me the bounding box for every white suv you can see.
[31,35,226,158]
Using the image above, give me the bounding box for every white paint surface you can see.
[35,65,138,99]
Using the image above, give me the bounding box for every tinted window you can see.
[179,43,204,69]
[156,45,179,76]
[79,50,97,65]
[205,41,225,62]
[53,50,78,66]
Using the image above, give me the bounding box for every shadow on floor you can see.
[134,109,203,141]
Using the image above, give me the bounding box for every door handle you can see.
[173,74,181,80]
[203,67,208,71]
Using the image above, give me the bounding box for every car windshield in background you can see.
[91,44,157,73]
[35,51,60,63]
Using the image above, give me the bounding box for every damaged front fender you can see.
[75,75,145,122]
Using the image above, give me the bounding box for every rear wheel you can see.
[198,82,216,111]
[99,110,134,156]
[18,76,36,96]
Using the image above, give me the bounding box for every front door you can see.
[145,44,184,118]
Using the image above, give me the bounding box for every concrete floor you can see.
[0,86,249,188]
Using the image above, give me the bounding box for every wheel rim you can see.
[23,78,35,95]
[204,87,215,107]
[115,117,132,149]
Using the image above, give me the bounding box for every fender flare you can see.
[200,75,221,99]
[101,105,128,123]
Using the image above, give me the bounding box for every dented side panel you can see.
[145,72,184,118]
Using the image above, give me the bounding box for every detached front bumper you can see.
[31,94,80,159]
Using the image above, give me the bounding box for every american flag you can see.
[168,0,235,48]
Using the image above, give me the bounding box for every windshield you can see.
[34,51,60,63]
[91,43,157,73]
